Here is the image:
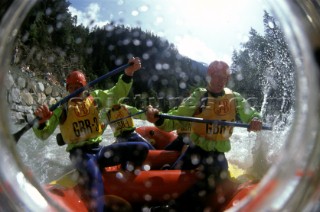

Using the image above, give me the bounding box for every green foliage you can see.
[231,11,295,119]
[13,1,295,119]
[0,0,12,22]
[15,0,206,99]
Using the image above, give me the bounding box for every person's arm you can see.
[233,92,262,131]
[148,88,203,131]
[91,74,133,109]
[234,92,261,122]
[125,105,147,120]
[91,57,141,109]
[32,107,62,140]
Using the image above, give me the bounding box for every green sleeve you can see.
[32,107,62,140]
[125,104,147,120]
[233,92,261,123]
[157,88,205,131]
[91,74,133,111]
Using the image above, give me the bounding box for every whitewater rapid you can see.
[13,118,288,185]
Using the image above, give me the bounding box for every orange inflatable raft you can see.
[45,126,260,211]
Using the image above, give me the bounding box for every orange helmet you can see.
[66,70,87,89]
[207,61,230,77]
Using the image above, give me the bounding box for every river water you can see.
[12,117,290,185]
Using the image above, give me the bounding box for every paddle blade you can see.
[12,118,38,143]
[13,124,32,143]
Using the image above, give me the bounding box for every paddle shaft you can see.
[13,63,133,143]
[50,62,133,111]
[108,110,146,125]
[157,114,273,130]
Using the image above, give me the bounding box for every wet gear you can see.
[106,104,155,150]
[33,74,134,152]
[207,60,230,77]
[60,97,103,144]
[191,88,236,151]
[156,87,261,153]
[107,104,135,137]
[66,70,87,89]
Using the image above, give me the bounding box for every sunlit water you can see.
[12,118,291,185]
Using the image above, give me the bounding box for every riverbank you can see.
[5,66,67,124]
[5,66,182,124]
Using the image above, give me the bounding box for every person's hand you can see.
[146,105,160,123]
[125,57,141,76]
[34,104,53,124]
[248,118,262,132]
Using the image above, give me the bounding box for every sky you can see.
[68,0,268,65]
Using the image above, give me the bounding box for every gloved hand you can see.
[125,57,141,76]
[146,105,160,123]
[34,104,53,124]
[248,118,262,132]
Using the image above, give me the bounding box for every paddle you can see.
[12,62,133,143]
[157,114,273,130]
[107,109,146,125]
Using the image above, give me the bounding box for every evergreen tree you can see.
[10,0,207,104]
[262,12,295,114]
[231,11,295,123]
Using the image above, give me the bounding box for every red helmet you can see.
[66,70,87,89]
[207,61,230,77]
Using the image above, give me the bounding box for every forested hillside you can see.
[3,0,295,120]
[231,12,295,121]
[10,0,206,102]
